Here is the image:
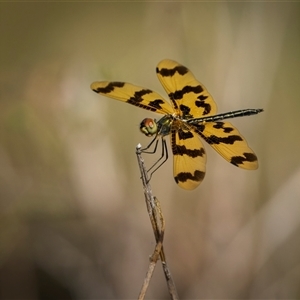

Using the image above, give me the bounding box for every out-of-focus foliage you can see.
[1,2,300,299]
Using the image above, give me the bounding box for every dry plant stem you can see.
[136,144,179,300]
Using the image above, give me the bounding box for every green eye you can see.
[140,118,158,136]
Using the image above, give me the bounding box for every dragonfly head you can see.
[140,118,158,137]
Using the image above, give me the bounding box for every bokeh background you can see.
[1,2,300,299]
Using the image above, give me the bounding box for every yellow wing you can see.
[196,121,258,170]
[156,59,217,118]
[171,120,207,190]
[91,81,174,115]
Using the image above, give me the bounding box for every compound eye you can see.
[140,118,158,137]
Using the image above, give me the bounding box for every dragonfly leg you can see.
[141,134,159,154]
[146,138,169,183]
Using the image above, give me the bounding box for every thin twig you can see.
[136,144,179,300]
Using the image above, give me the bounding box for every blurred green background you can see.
[1,2,300,299]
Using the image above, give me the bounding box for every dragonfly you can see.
[91,59,263,190]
